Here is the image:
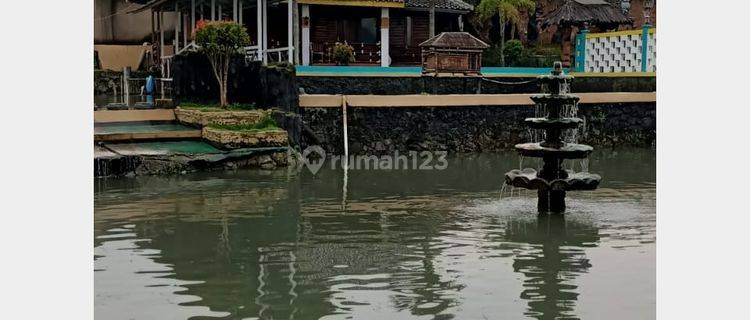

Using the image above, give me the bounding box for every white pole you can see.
[239,0,243,25]
[380,8,390,67]
[211,0,216,20]
[175,2,180,52]
[287,0,293,63]
[301,5,310,65]
[262,0,268,63]
[191,0,196,36]
[159,11,165,59]
[183,13,188,45]
[257,0,263,62]
[458,15,464,32]
[233,0,238,21]
[218,4,222,20]
[342,95,349,159]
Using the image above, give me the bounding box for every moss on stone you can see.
[207,116,281,132]
[180,102,256,112]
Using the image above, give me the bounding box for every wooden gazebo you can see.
[541,0,631,68]
[419,32,489,76]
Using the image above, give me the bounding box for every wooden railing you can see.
[311,42,382,64]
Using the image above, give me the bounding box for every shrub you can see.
[331,42,355,66]
[483,43,561,67]
[503,40,524,66]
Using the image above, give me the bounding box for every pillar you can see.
[287,0,293,63]
[574,28,588,72]
[174,2,180,53]
[301,5,310,65]
[257,0,263,62]
[537,189,566,213]
[158,10,164,58]
[560,25,572,68]
[233,0,238,22]
[293,2,300,64]
[458,15,464,32]
[380,8,390,67]
[549,190,566,213]
[183,13,188,46]
[641,24,651,72]
[211,0,216,20]
[262,0,268,63]
[428,3,435,37]
[191,0,195,36]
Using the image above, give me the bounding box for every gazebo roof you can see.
[405,0,474,13]
[541,0,631,28]
[419,32,489,49]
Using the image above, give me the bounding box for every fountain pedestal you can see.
[504,62,601,214]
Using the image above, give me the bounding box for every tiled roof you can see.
[419,32,489,49]
[405,0,474,13]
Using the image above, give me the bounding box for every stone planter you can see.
[175,108,269,127]
[202,127,289,149]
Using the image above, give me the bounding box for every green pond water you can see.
[94,148,655,320]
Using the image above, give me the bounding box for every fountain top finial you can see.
[552,61,563,75]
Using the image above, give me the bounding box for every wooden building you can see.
[420,32,488,75]
[128,0,474,72]
[540,0,631,67]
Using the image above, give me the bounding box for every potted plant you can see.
[331,42,355,66]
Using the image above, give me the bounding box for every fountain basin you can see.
[525,117,583,129]
[530,94,580,104]
[515,142,593,159]
[505,168,601,191]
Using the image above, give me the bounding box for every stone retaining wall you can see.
[301,103,655,154]
[297,76,655,95]
[175,108,269,127]
[203,127,289,149]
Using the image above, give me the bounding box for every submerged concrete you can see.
[95,141,296,177]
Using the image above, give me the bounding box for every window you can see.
[359,18,377,43]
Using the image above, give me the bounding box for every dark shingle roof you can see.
[419,32,489,49]
[405,0,474,13]
[542,0,631,27]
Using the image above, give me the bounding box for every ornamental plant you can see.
[194,20,251,108]
[331,42,355,66]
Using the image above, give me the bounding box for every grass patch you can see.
[208,116,282,132]
[180,102,257,112]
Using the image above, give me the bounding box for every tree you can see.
[194,20,251,108]
[476,0,535,66]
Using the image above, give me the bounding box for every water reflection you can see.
[95,149,655,319]
[506,215,597,319]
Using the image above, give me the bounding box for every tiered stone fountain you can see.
[505,62,601,213]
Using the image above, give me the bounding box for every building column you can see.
[257,0,263,62]
[641,24,651,72]
[262,0,268,63]
[175,2,180,53]
[458,15,463,32]
[574,27,588,72]
[380,8,390,67]
[191,0,196,39]
[293,2,300,64]
[211,0,216,20]
[301,5,310,65]
[428,4,435,37]
[233,0,238,22]
[287,0,293,63]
